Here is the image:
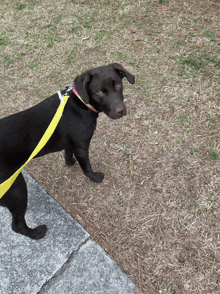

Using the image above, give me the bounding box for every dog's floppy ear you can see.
[111,63,135,84]
[74,71,92,104]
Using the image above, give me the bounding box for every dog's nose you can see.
[116,106,126,118]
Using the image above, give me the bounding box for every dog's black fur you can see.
[0,63,135,240]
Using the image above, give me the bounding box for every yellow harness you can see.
[0,93,69,199]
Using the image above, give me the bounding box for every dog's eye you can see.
[97,91,104,96]
[115,84,121,91]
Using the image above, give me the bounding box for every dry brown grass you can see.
[1,0,220,293]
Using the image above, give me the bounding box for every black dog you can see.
[0,63,135,240]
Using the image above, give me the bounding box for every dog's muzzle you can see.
[107,103,127,119]
[115,105,127,118]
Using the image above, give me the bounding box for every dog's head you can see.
[74,63,135,119]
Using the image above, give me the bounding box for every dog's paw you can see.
[28,225,48,240]
[65,157,76,167]
[13,224,47,240]
[89,172,104,183]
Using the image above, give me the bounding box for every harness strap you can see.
[0,94,69,199]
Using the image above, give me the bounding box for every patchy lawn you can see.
[1,0,220,293]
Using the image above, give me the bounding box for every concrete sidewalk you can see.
[0,171,139,294]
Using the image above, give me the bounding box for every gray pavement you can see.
[0,171,139,294]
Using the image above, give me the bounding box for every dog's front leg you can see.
[64,148,76,166]
[73,148,104,183]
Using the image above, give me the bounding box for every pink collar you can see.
[72,87,98,113]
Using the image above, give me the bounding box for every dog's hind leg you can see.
[2,173,47,240]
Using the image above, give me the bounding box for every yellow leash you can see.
[0,93,69,199]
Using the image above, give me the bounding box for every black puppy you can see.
[0,63,135,240]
